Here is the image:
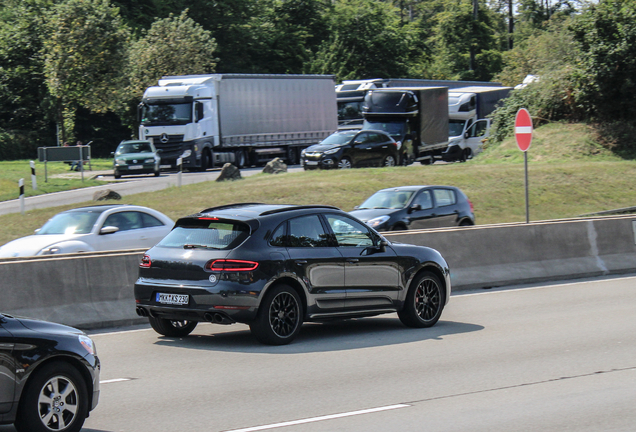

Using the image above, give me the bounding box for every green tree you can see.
[310,0,412,81]
[126,10,218,100]
[42,0,130,143]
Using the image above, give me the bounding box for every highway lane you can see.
[2,275,635,432]
[0,165,304,216]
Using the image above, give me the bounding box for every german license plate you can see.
[129,165,143,170]
[156,293,189,305]
[305,161,318,166]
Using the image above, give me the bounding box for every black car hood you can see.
[349,208,399,222]
[305,144,342,153]
[13,315,84,336]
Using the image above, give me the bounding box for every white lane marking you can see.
[456,275,636,297]
[222,404,410,432]
[100,378,132,384]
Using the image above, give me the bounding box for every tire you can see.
[398,271,445,328]
[15,361,89,432]
[113,170,121,179]
[235,150,246,168]
[154,169,160,177]
[199,150,210,172]
[250,284,303,345]
[286,147,298,165]
[459,219,473,226]
[391,224,407,231]
[420,158,433,166]
[460,148,471,162]
[148,317,197,337]
[338,157,352,169]
[382,155,396,167]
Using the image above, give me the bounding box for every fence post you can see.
[19,178,25,215]
[30,161,37,190]
[177,157,183,187]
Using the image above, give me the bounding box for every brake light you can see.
[206,259,259,271]
[199,217,219,221]
[140,254,151,268]
[468,199,474,213]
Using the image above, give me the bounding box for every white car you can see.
[0,204,174,258]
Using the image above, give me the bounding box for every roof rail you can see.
[199,203,265,214]
[259,205,340,216]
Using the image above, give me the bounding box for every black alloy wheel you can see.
[15,361,89,432]
[398,271,444,328]
[148,316,197,337]
[250,284,303,345]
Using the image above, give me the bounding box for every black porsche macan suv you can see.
[134,204,451,345]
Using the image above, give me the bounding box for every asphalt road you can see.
[0,165,304,216]
[5,275,634,432]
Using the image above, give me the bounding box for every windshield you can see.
[362,120,406,139]
[141,103,192,126]
[157,219,250,250]
[449,119,466,137]
[116,142,153,155]
[338,101,363,121]
[320,131,357,145]
[38,211,101,235]
[359,190,415,210]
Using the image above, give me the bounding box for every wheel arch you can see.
[261,276,308,317]
[408,263,450,305]
[18,354,95,409]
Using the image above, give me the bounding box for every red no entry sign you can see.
[515,108,533,152]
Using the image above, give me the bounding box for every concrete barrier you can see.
[1,215,635,329]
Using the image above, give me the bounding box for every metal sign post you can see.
[514,108,533,223]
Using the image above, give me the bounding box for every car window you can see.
[413,190,433,209]
[325,214,374,248]
[287,215,330,247]
[38,211,101,235]
[104,211,143,232]
[354,132,372,144]
[140,212,165,228]
[157,219,250,250]
[468,121,488,138]
[433,189,456,207]
[269,222,286,247]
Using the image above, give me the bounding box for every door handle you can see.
[294,260,307,265]
[346,258,359,263]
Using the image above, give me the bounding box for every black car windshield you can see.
[141,103,192,126]
[362,120,406,139]
[157,219,250,250]
[320,131,358,145]
[38,211,101,235]
[116,142,153,155]
[359,190,415,209]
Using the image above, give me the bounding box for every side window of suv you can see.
[288,215,330,247]
[325,214,374,248]
[433,189,457,207]
[269,222,287,247]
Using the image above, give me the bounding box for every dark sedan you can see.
[349,185,475,231]
[135,203,451,345]
[0,313,100,432]
[301,130,399,169]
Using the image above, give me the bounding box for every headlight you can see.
[115,159,125,164]
[366,215,390,228]
[301,149,306,157]
[78,335,96,355]
[324,147,340,155]
[182,150,192,158]
[144,158,155,163]
[40,246,61,255]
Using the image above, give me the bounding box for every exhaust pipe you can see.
[136,307,148,317]
[203,312,233,325]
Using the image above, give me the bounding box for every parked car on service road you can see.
[301,130,399,169]
[134,203,451,345]
[0,312,100,432]
[349,185,474,231]
[112,140,161,179]
[0,204,174,257]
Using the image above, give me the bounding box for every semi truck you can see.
[442,86,512,162]
[337,78,503,130]
[138,74,338,170]
[361,87,449,165]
